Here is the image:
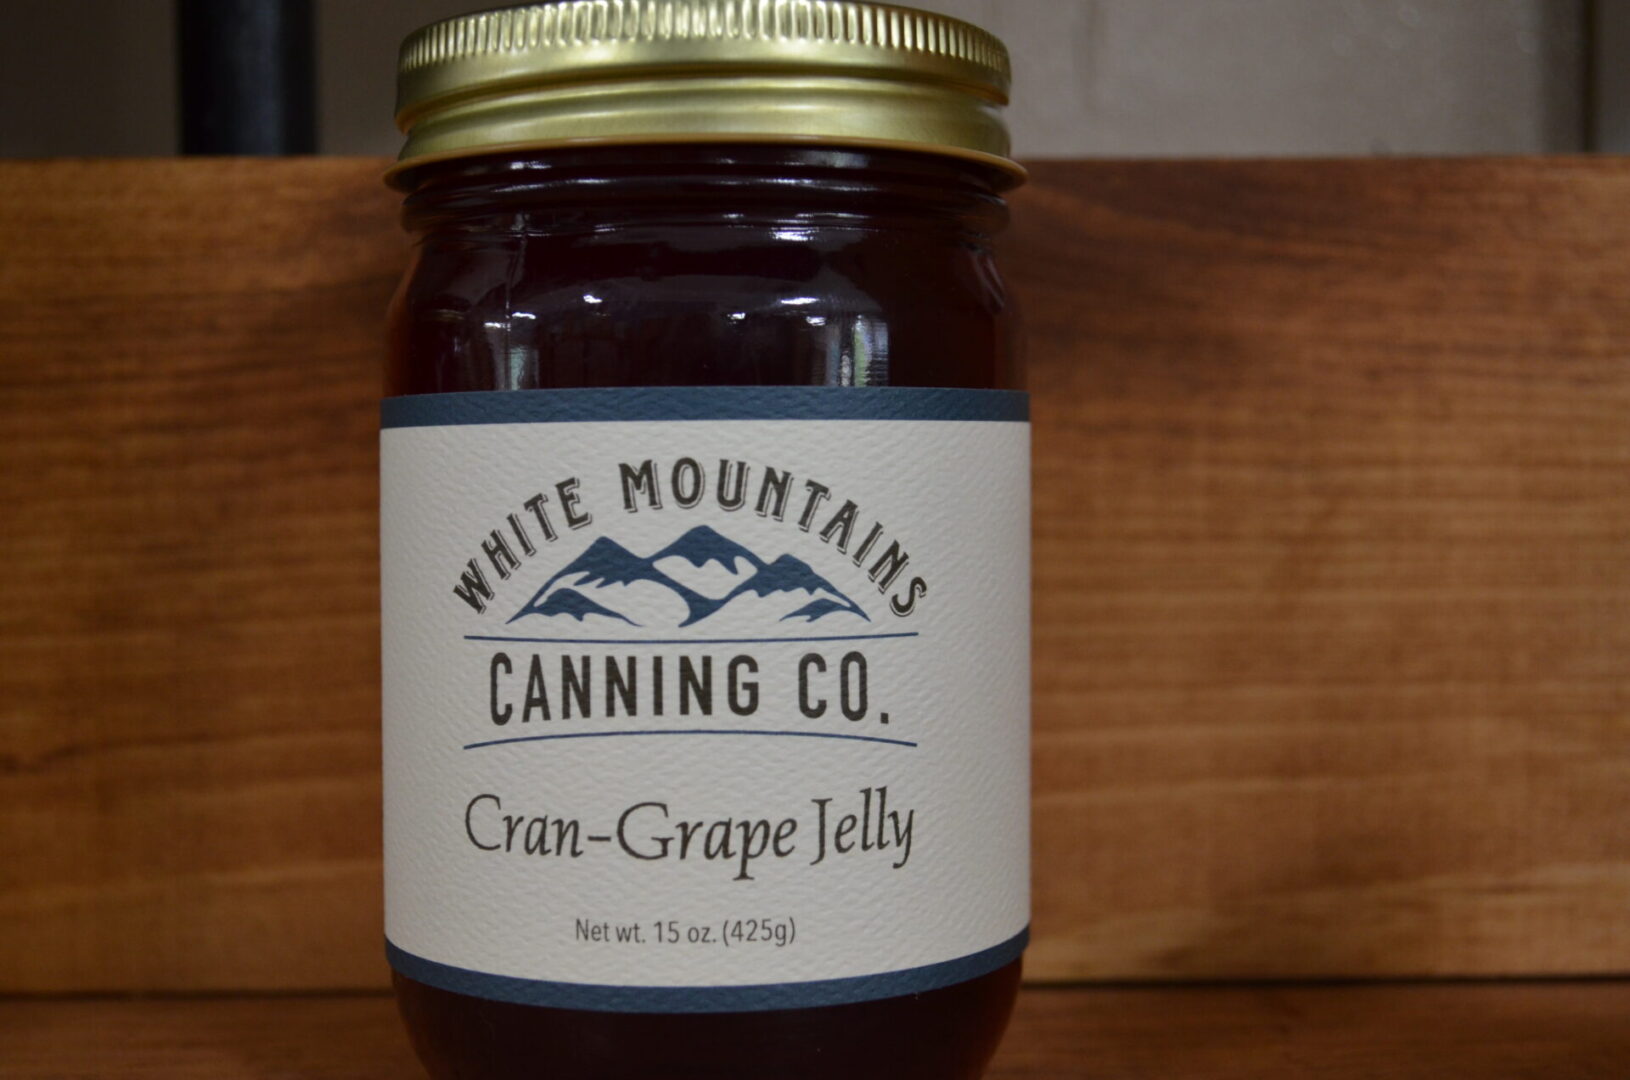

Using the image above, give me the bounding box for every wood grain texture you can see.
[4,984,1630,1078]
[0,160,400,991]
[1019,159,1630,980]
[0,158,1627,991]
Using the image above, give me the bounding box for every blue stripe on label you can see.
[386,927,1028,1014]
[381,387,1028,428]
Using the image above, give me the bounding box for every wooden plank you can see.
[1018,159,1630,979]
[0,159,1627,991]
[0,160,400,991]
[3,983,1630,1078]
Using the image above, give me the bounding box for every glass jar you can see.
[381,5,1028,1079]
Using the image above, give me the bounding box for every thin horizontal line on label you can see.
[463,632,919,646]
[463,728,919,750]
[381,386,1030,428]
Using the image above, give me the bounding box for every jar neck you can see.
[396,144,1016,241]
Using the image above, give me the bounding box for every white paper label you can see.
[381,387,1029,1012]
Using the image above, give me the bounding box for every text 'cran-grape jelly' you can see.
[381,3,1029,1076]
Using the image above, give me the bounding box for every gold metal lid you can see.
[391,0,1017,181]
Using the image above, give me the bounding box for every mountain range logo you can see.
[509,525,870,629]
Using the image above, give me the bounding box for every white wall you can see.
[0,0,175,157]
[0,0,1592,159]
[953,0,1584,156]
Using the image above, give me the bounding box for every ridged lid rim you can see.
[392,1,1017,176]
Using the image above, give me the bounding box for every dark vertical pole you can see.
[178,0,316,154]
[1582,0,1598,152]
